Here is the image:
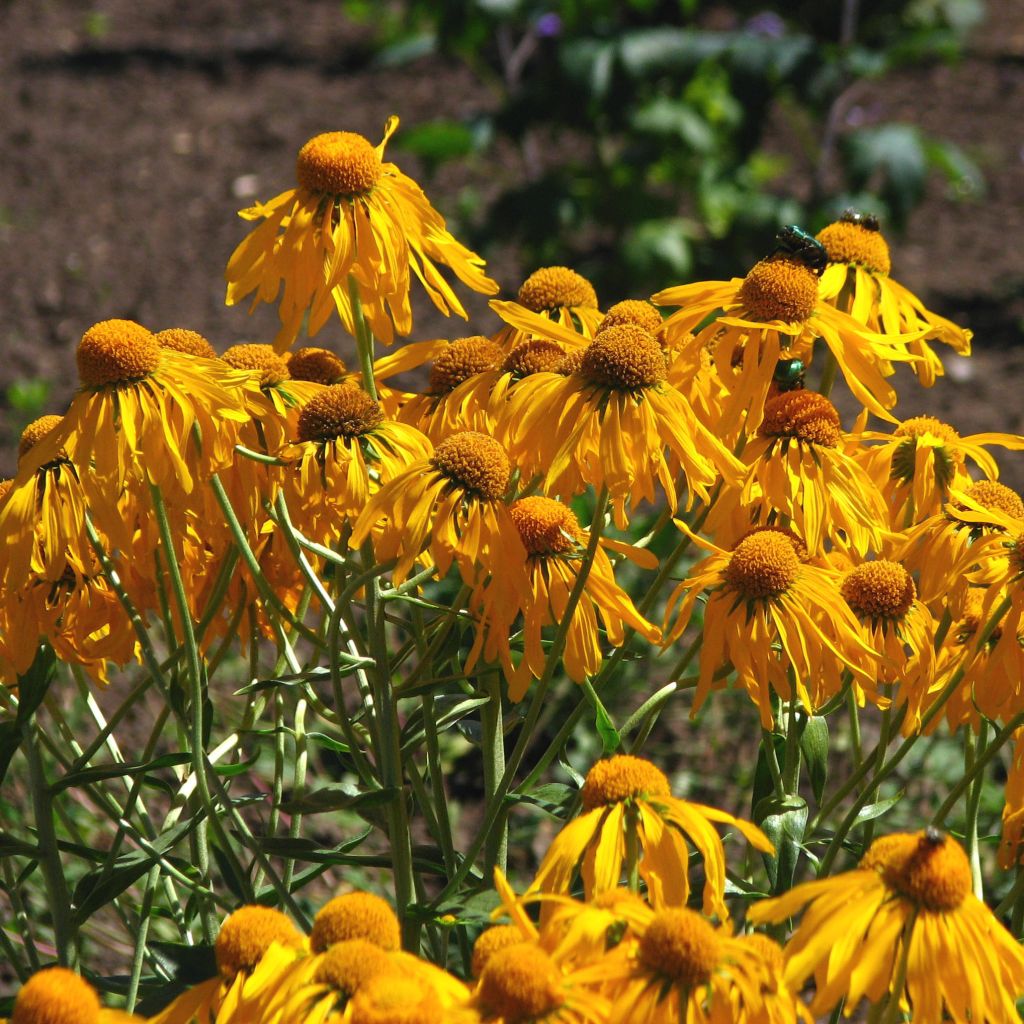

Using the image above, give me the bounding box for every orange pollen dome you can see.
[502,339,565,377]
[215,905,304,979]
[739,932,785,974]
[841,560,915,621]
[517,266,598,312]
[77,319,161,388]
[510,496,583,556]
[597,299,663,335]
[472,925,526,979]
[638,909,722,989]
[0,479,12,504]
[894,416,960,444]
[580,323,666,391]
[957,590,1002,642]
[348,973,442,1024]
[476,942,564,1023]
[725,530,800,600]
[222,343,290,388]
[581,754,671,811]
[739,256,819,324]
[310,891,401,954]
[865,830,972,912]
[431,431,511,501]
[961,480,1024,523]
[288,346,348,385]
[18,415,64,461]
[736,525,809,563]
[817,221,892,275]
[296,131,382,196]
[10,968,101,1024]
[428,336,503,394]
[558,349,585,376]
[154,328,217,359]
[313,939,393,996]
[298,384,383,442]
[761,390,841,448]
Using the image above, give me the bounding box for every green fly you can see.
[840,208,881,232]
[773,357,805,392]
[773,225,828,276]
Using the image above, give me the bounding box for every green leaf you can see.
[0,833,39,858]
[307,732,350,755]
[277,785,398,816]
[843,123,927,221]
[256,829,372,863]
[754,794,808,892]
[799,716,829,804]
[394,120,477,170]
[853,792,904,826]
[0,645,56,785]
[508,783,576,817]
[51,753,192,795]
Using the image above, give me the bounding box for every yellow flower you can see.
[572,906,786,1024]
[500,323,741,529]
[529,755,772,919]
[349,430,526,587]
[749,830,1024,1022]
[225,117,498,350]
[857,414,1024,526]
[310,892,401,953]
[817,213,972,386]
[278,383,432,542]
[1000,729,1024,870]
[665,528,878,727]
[712,390,889,556]
[10,966,139,1024]
[490,267,603,351]
[466,496,661,701]
[653,254,922,438]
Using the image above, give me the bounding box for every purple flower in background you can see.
[745,11,786,38]
[535,12,562,38]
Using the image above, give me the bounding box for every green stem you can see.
[782,699,802,794]
[964,723,987,897]
[481,672,508,875]
[877,912,916,1024]
[817,348,839,398]
[349,275,378,401]
[761,728,786,799]
[847,686,863,767]
[624,803,641,893]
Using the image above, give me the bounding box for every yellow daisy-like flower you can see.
[999,729,1024,870]
[817,213,972,386]
[653,252,922,437]
[529,755,772,919]
[156,327,218,359]
[857,414,1024,527]
[490,267,603,351]
[472,940,608,1024]
[572,906,785,1024]
[500,323,741,529]
[840,559,936,727]
[665,527,878,727]
[277,383,431,542]
[349,430,526,588]
[150,905,306,1024]
[466,496,661,701]
[225,117,498,351]
[712,390,888,556]
[748,829,1024,1022]
[9,966,140,1024]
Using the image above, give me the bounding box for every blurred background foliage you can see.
[343,0,985,295]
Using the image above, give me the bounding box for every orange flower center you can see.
[431,431,511,501]
[154,328,217,358]
[960,480,1024,523]
[894,416,960,444]
[18,415,64,462]
[476,943,564,1023]
[638,909,721,989]
[288,346,348,385]
[735,525,809,563]
[313,939,392,997]
[817,221,891,275]
[296,132,382,196]
[472,925,527,979]
[310,891,401,954]
[863,830,972,911]
[841,561,915,620]
[580,324,666,391]
[222,343,290,388]
[597,299,662,336]
[510,496,583,556]
[77,319,161,388]
[502,339,566,377]
[428,337,503,394]
[298,384,383,442]
[761,390,841,448]
[724,531,800,600]
[738,932,785,974]
[517,266,597,312]
[581,755,671,811]
[739,256,818,323]
[215,905,304,979]
[957,590,1002,642]
[348,973,442,1024]
[0,479,12,505]
[11,968,100,1024]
